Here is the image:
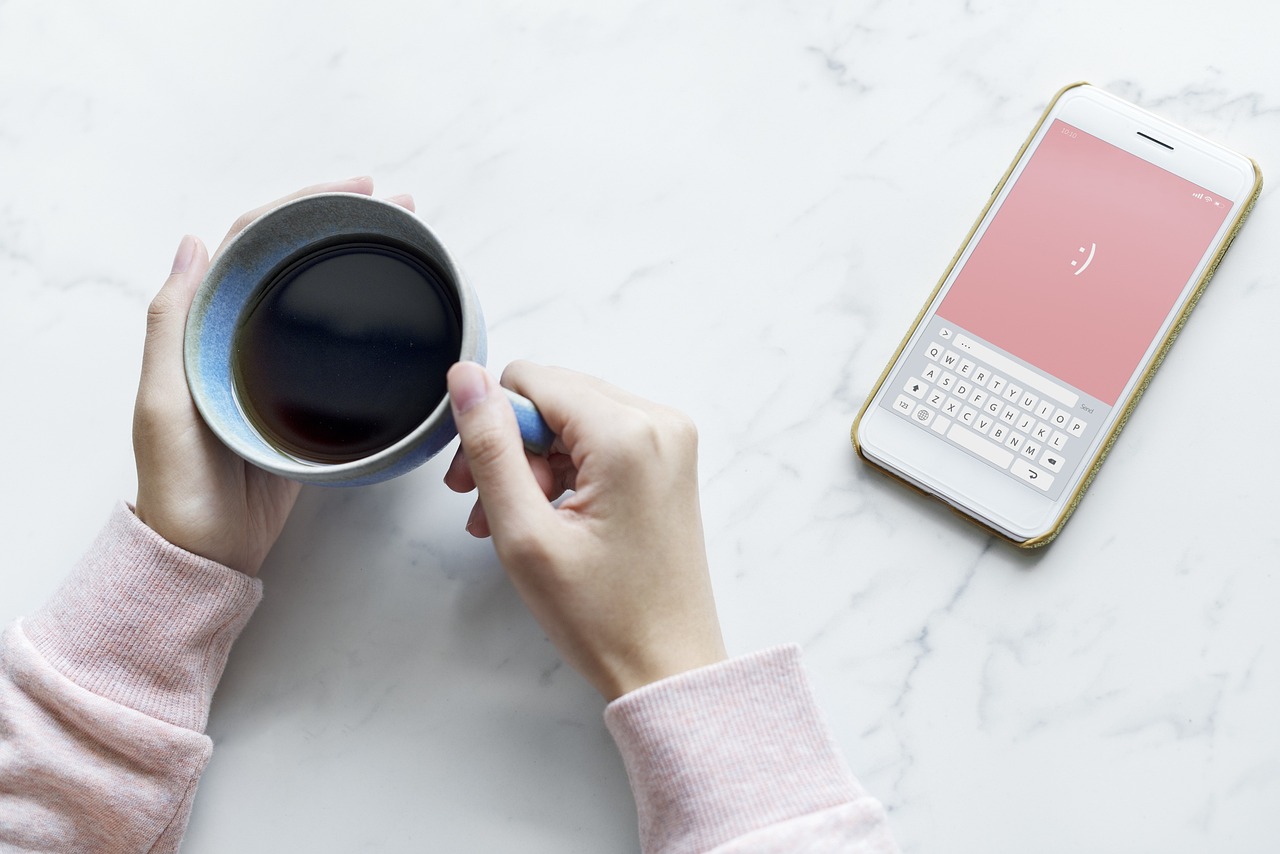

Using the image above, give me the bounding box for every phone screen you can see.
[939,119,1233,405]
[878,119,1234,501]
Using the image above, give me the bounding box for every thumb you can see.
[148,234,208,336]
[137,235,210,411]
[448,362,552,542]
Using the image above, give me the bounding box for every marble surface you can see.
[3,2,1278,851]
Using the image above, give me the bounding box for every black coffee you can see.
[233,240,462,464]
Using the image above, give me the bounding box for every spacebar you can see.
[946,423,1013,469]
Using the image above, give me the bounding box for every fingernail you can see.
[448,361,489,414]
[170,234,197,275]
[465,502,490,538]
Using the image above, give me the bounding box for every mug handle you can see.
[504,390,556,456]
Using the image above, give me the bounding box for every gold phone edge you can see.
[849,81,1263,548]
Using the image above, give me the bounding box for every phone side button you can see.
[1011,459,1054,491]
[947,423,1014,470]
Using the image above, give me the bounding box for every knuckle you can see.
[143,290,182,342]
[229,211,258,235]
[146,288,175,323]
[602,407,700,477]
[461,421,513,470]
[664,408,699,449]
[499,359,533,384]
[619,406,698,454]
[612,412,663,460]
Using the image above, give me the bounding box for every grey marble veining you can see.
[2,2,1278,852]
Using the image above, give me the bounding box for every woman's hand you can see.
[132,177,414,575]
[445,361,727,700]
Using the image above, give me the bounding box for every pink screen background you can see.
[937,120,1231,404]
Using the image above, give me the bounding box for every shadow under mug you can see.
[184,192,553,487]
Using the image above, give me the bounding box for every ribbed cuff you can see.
[604,645,864,854]
[23,502,262,732]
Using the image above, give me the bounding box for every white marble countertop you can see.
[3,2,1278,852]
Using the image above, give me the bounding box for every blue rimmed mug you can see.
[184,193,553,487]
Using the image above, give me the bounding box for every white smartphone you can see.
[852,83,1261,546]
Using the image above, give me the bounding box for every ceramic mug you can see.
[184,192,554,487]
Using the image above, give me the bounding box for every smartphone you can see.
[852,83,1261,546]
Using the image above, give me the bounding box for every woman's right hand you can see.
[444,361,727,701]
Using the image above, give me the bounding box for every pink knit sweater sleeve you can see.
[1,505,897,853]
[604,646,898,854]
[0,503,262,853]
